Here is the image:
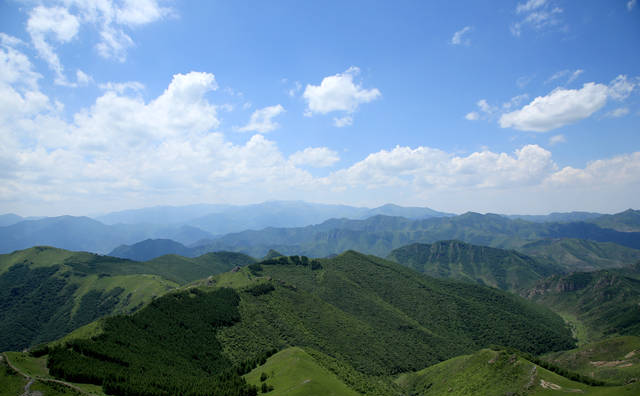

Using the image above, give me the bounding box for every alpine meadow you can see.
[1,1,639,396]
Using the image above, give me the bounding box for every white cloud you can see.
[548,134,566,145]
[290,147,340,168]
[76,69,92,86]
[99,81,145,94]
[512,0,563,36]
[27,6,80,85]
[333,115,353,127]
[608,75,636,101]
[628,0,637,11]
[546,69,584,85]
[327,144,556,190]
[465,111,479,121]
[606,107,630,118]
[499,83,609,132]
[237,104,285,133]
[450,26,472,45]
[303,67,381,123]
[502,94,529,110]
[548,152,640,187]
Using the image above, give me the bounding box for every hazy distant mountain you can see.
[95,203,232,225]
[505,211,603,223]
[589,209,640,232]
[94,201,452,236]
[109,239,192,261]
[0,216,212,254]
[520,238,640,272]
[193,211,640,258]
[0,213,23,227]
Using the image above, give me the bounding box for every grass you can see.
[0,356,27,396]
[396,348,640,396]
[49,319,105,348]
[556,311,593,346]
[541,335,640,385]
[244,347,360,396]
[4,351,50,378]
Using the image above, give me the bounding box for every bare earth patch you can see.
[590,360,630,367]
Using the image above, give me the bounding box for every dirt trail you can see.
[2,352,94,396]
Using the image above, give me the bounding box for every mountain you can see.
[0,213,23,227]
[109,238,192,261]
[95,203,232,225]
[0,246,177,352]
[590,209,640,232]
[524,265,640,343]
[505,211,603,223]
[0,216,213,254]
[395,347,639,396]
[193,212,640,258]
[33,251,573,396]
[387,240,561,292]
[0,246,255,351]
[541,336,640,385]
[186,201,450,235]
[520,238,640,272]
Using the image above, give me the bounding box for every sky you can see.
[0,0,639,217]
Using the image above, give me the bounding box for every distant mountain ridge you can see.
[387,240,561,292]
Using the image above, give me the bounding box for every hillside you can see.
[590,209,640,232]
[520,238,640,272]
[541,336,640,385]
[387,240,560,292]
[0,247,254,352]
[194,212,640,258]
[36,251,574,396]
[109,238,193,261]
[395,348,640,396]
[524,266,640,343]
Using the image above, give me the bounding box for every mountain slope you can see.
[195,212,640,258]
[0,247,177,352]
[41,251,574,396]
[387,240,561,292]
[0,247,254,352]
[590,209,640,232]
[524,265,640,342]
[108,238,192,261]
[541,336,640,385]
[395,348,639,396]
[520,238,640,272]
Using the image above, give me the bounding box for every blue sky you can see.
[0,0,639,216]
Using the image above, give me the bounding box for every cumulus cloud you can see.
[333,115,353,127]
[303,67,380,124]
[450,26,472,45]
[499,83,609,132]
[499,76,637,132]
[327,144,557,190]
[289,147,340,168]
[548,134,566,146]
[237,104,285,133]
[511,0,563,36]
[465,111,479,121]
[548,152,640,187]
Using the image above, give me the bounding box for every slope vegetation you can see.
[387,240,560,292]
[395,348,640,396]
[524,265,640,343]
[0,246,253,352]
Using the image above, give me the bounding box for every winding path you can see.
[2,352,96,396]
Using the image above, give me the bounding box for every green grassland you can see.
[542,336,640,385]
[0,355,27,396]
[244,347,360,396]
[396,348,640,396]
